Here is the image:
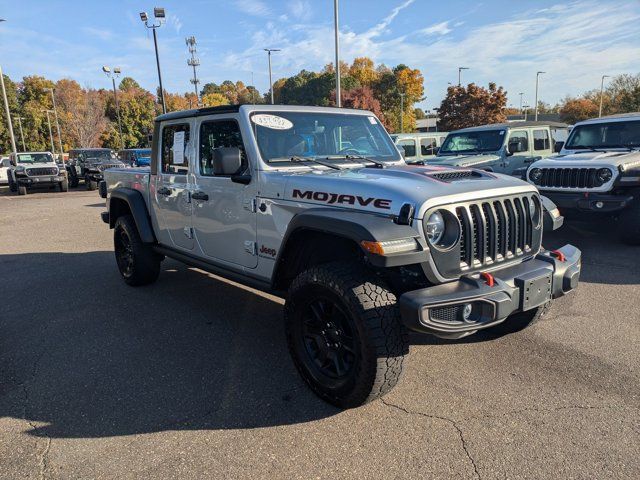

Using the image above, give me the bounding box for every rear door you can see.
[398,138,418,163]
[151,121,194,251]
[532,128,552,160]
[191,116,258,268]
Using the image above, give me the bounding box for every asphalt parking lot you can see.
[0,186,638,479]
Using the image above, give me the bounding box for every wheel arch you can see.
[108,188,156,244]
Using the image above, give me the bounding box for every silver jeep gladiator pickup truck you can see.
[100,104,581,408]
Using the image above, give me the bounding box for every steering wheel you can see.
[338,148,362,156]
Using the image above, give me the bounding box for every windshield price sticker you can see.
[368,116,377,124]
[252,114,293,130]
[172,131,186,165]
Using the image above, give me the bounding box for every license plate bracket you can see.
[515,269,552,311]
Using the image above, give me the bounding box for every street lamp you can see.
[264,48,280,105]
[522,104,530,121]
[14,116,26,151]
[103,66,125,149]
[0,65,17,155]
[518,92,524,114]
[186,36,200,106]
[599,75,610,118]
[140,8,167,114]
[333,0,341,107]
[43,110,55,155]
[45,88,64,160]
[534,71,545,121]
[399,92,405,133]
[458,67,469,86]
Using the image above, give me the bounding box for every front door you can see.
[152,121,194,251]
[191,117,258,268]
[504,129,531,175]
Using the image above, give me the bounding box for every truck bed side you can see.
[104,168,151,206]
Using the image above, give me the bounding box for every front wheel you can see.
[17,185,27,195]
[284,262,408,408]
[618,199,640,245]
[59,178,69,192]
[113,214,162,286]
[85,175,97,191]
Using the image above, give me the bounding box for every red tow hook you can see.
[480,272,495,287]
[550,250,566,262]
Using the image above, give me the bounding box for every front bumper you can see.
[86,171,103,182]
[399,244,581,338]
[542,191,634,213]
[16,174,65,186]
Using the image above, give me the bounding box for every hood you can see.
[428,153,501,167]
[533,150,640,169]
[267,164,536,220]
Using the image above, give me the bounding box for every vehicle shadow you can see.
[0,251,339,440]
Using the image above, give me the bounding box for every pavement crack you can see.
[381,398,481,480]
[39,436,52,480]
[470,403,630,420]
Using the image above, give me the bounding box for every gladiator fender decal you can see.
[109,188,157,244]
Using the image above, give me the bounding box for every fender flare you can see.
[273,208,428,282]
[108,188,157,244]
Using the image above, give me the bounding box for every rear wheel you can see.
[113,214,161,286]
[284,262,408,408]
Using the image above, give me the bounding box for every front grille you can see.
[537,167,599,188]
[456,196,534,269]
[97,163,121,171]
[26,167,57,176]
[431,171,481,182]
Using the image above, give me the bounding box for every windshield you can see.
[250,111,400,164]
[565,120,640,150]
[17,153,54,164]
[439,130,505,154]
[78,150,113,161]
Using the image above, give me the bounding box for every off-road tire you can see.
[8,173,17,192]
[618,198,640,245]
[86,175,98,191]
[113,214,161,286]
[17,185,27,196]
[489,301,551,335]
[59,178,69,192]
[68,170,79,188]
[284,261,408,408]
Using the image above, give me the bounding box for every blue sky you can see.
[1,0,639,111]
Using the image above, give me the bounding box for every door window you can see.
[161,124,190,174]
[508,131,529,152]
[420,137,437,155]
[398,139,417,157]
[533,129,550,151]
[199,120,246,176]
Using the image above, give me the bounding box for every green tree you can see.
[0,73,20,153]
[103,81,156,148]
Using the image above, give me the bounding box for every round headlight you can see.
[529,196,542,229]
[426,211,445,245]
[596,168,612,184]
[529,168,543,184]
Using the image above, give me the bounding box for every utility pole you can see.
[14,116,25,151]
[264,48,280,104]
[43,110,55,155]
[458,66,469,86]
[599,75,610,118]
[140,9,167,114]
[0,65,17,155]
[46,88,64,160]
[333,0,341,107]
[534,71,545,121]
[523,105,530,121]
[186,36,200,106]
[399,92,405,133]
[518,92,524,114]
[102,66,124,149]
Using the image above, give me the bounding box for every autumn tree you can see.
[438,83,507,131]
[102,78,155,149]
[0,73,20,152]
[559,97,599,124]
[329,86,387,128]
[201,92,230,107]
[17,76,57,151]
[349,57,378,86]
[373,64,424,132]
[54,79,107,150]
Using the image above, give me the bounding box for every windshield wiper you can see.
[289,156,343,170]
[341,154,387,168]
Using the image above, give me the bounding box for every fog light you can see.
[595,201,604,209]
[461,303,473,321]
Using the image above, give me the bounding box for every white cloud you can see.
[81,27,113,41]
[419,21,452,36]
[235,0,272,18]
[289,0,312,21]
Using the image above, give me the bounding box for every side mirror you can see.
[213,147,243,176]
[554,141,564,153]
[507,139,526,155]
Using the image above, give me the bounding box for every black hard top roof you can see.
[454,120,569,132]
[155,105,242,122]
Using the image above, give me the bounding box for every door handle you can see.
[157,186,172,196]
[191,191,209,201]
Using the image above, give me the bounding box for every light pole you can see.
[102,66,124,149]
[534,71,545,121]
[518,92,524,114]
[333,0,341,107]
[0,65,17,155]
[523,104,530,121]
[599,75,610,118]
[140,8,167,114]
[458,67,469,86]
[186,36,200,106]
[264,48,280,105]
[46,87,64,160]
[43,110,55,155]
[399,92,405,133]
[14,116,25,151]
